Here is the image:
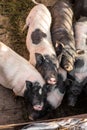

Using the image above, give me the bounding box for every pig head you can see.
[24,81,47,111]
[35,53,58,85]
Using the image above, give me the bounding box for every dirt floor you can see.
[0,0,87,130]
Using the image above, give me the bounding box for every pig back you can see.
[74,17,87,50]
[50,0,76,72]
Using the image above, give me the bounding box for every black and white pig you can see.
[50,0,76,72]
[67,17,87,106]
[0,41,47,111]
[74,0,87,20]
[23,0,59,85]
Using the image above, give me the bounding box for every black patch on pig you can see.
[56,74,66,94]
[55,42,63,56]
[74,0,87,20]
[35,53,58,84]
[74,59,84,68]
[24,81,47,108]
[67,80,81,106]
[31,29,47,44]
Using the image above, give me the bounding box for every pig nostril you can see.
[48,77,56,85]
[50,77,56,82]
[33,104,43,111]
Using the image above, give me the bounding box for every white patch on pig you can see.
[47,88,64,109]
[39,88,42,95]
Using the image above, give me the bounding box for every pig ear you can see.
[56,41,64,56]
[76,49,85,57]
[76,49,85,55]
[26,81,33,89]
[35,53,44,65]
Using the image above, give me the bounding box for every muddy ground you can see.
[0,0,87,129]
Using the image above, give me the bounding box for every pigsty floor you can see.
[0,0,87,130]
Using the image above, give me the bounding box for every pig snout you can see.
[47,77,57,85]
[46,74,57,85]
[33,102,44,111]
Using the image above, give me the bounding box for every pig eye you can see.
[39,88,42,95]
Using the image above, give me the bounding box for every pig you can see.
[50,0,76,72]
[74,0,87,20]
[23,0,59,85]
[67,17,87,106]
[0,41,47,111]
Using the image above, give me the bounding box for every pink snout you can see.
[48,77,56,85]
[33,104,43,111]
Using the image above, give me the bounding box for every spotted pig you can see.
[0,41,47,111]
[67,17,87,106]
[24,0,59,85]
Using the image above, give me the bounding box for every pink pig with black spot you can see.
[0,41,46,111]
[23,0,59,85]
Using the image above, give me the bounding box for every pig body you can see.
[50,0,76,71]
[47,67,67,109]
[74,0,87,20]
[67,17,87,106]
[0,41,46,111]
[24,3,58,85]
